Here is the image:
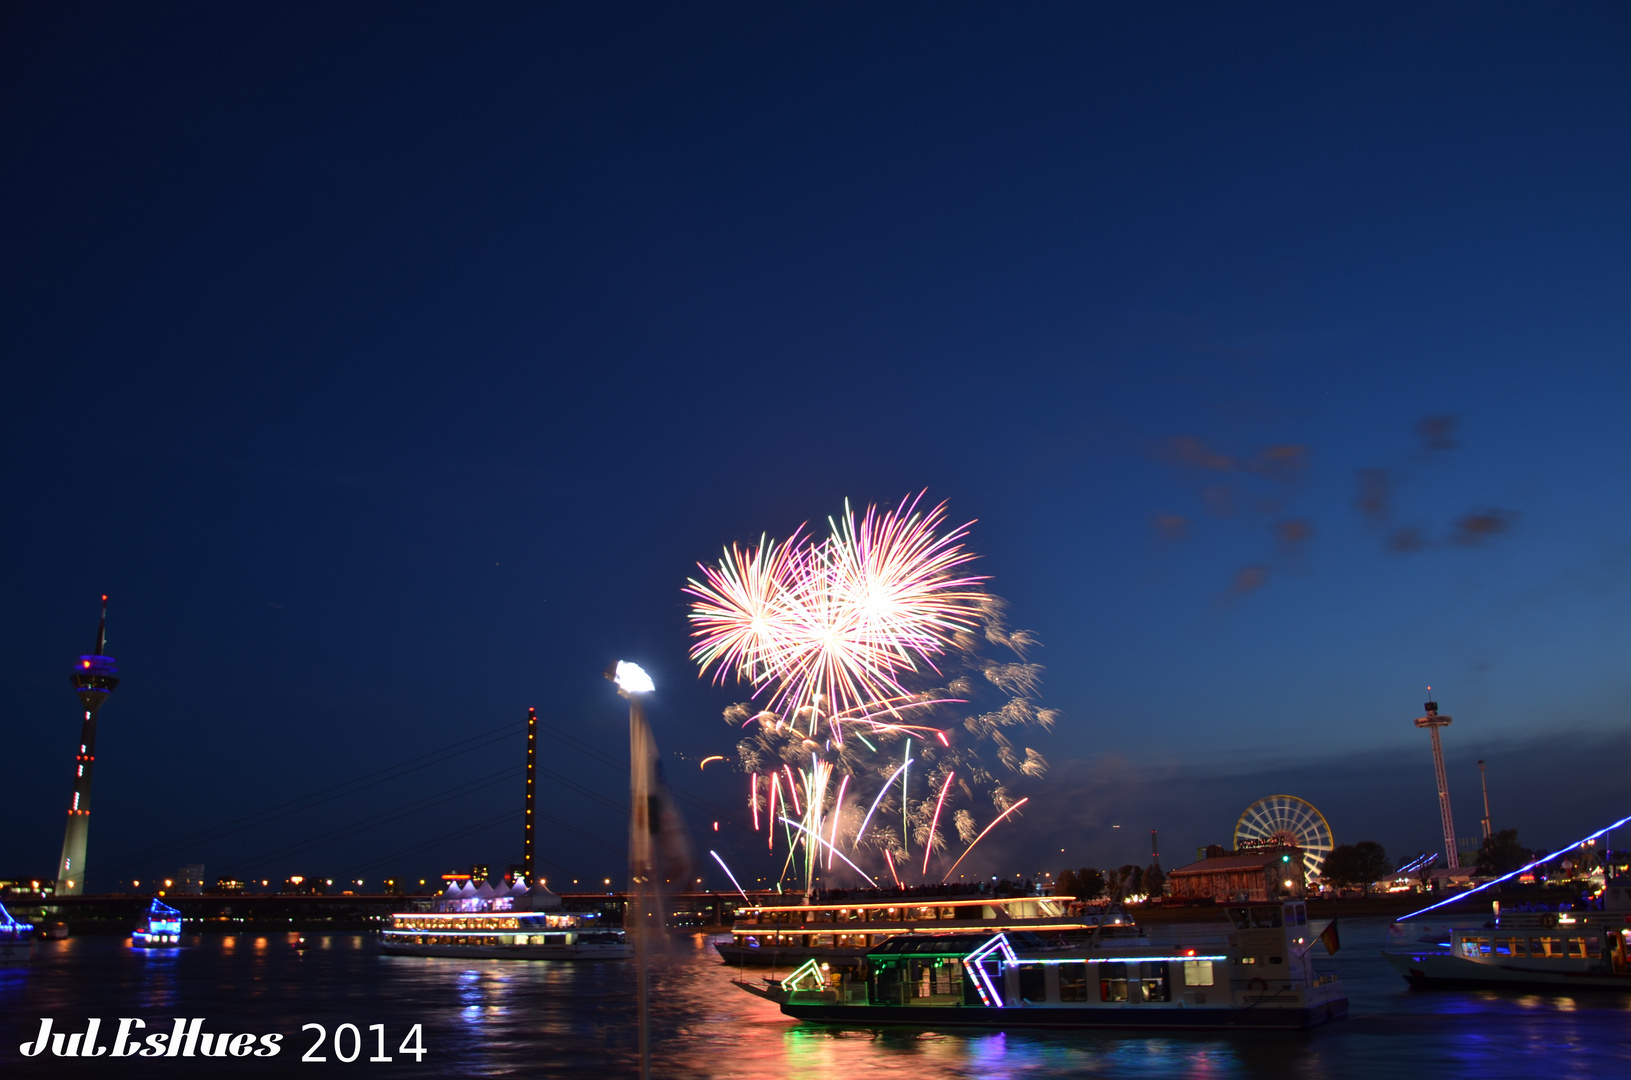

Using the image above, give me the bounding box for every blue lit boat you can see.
[1382,878,1631,989]
[0,902,36,964]
[749,900,1347,1030]
[132,899,182,946]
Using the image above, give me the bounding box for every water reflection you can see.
[0,922,1627,1078]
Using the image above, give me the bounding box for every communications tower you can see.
[56,596,120,896]
[1413,695,1459,870]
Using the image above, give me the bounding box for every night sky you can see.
[4,4,1629,893]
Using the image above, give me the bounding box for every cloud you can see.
[1225,565,1269,599]
[1452,508,1518,546]
[1388,526,1427,553]
[1162,436,1235,472]
[1355,468,1390,522]
[1249,444,1308,483]
[1274,518,1313,553]
[1417,414,1458,452]
[1151,514,1191,544]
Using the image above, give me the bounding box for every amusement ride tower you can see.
[1413,694,1459,871]
[56,596,120,896]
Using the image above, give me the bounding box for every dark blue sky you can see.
[4,4,1629,890]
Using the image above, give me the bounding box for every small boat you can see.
[749,899,1347,1031]
[717,890,1095,971]
[381,877,632,960]
[1382,877,1631,989]
[132,899,182,947]
[0,902,36,964]
[40,921,70,941]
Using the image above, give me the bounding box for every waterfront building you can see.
[56,597,120,897]
[1168,847,1306,903]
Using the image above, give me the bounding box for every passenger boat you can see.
[380,877,632,960]
[717,889,1095,971]
[0,902,36,964]
[1382,877,1631,989]
[132,899,182,947]
[746,899,1346,1030]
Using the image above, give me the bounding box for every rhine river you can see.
[3,919,1627,1078]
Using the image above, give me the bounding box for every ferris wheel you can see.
[1234,795,1334,884]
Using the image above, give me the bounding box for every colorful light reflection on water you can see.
[2,920,1628,1077]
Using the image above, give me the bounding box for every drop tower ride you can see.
[56,596,120,895]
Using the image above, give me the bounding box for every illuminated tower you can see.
[524,706,537,883]
[1413,695,1459,870]
[56,596,120,896]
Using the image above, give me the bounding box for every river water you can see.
[3,919,1627,1078]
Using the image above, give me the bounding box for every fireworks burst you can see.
[686,493,1057,894]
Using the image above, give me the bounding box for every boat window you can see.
[1140,962,1170,1002]
[1250,907,1283,929]
[1567,937,1599,959]
[1492,937,1524,957]
[1100,961,1129,1002]
[1529,936,1562,958]
[1059,962,1089,1002]
[1018,965,1047,1003]
[1227,908,1252,930]
[1291,904,1306,926]
[1459,937,1491,958]
[1182,959,1214,986]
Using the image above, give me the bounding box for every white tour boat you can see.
[1382,877,1631,989]
[717,889,1095,970]
[381,877,632,960]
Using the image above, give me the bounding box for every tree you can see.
[1474,829,1531,876]
[1144,863,1166,898]
[1321,841,1390,894]
[1115,864,1144,898]
[1076,867,1107,901]
[1055,868,1079,897]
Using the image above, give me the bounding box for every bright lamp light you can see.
[614,660,655,695]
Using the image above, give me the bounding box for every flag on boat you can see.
[1319,917,1341,955]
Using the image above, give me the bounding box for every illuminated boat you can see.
[132,899,182,947]
[1382,878,1631,989]
[0,902,36,964]
[380,877,631,960]
[717,890,1097,970]
[749,900,1347,1030]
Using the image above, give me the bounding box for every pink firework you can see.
[686,494,986,739]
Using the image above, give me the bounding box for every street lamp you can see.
[606,659,654,1080]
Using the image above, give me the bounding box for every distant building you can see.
[214,878,245,894]
[176,865,206,895]
[1168,847,1305,903]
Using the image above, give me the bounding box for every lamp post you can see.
[608,660,655,1080]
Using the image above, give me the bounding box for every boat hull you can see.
[380,941,632,960]
[779,999,1347,1031]
[1383,951,1631,990]
[0,939,35,965]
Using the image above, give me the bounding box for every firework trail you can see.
[687,493,1057,894]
